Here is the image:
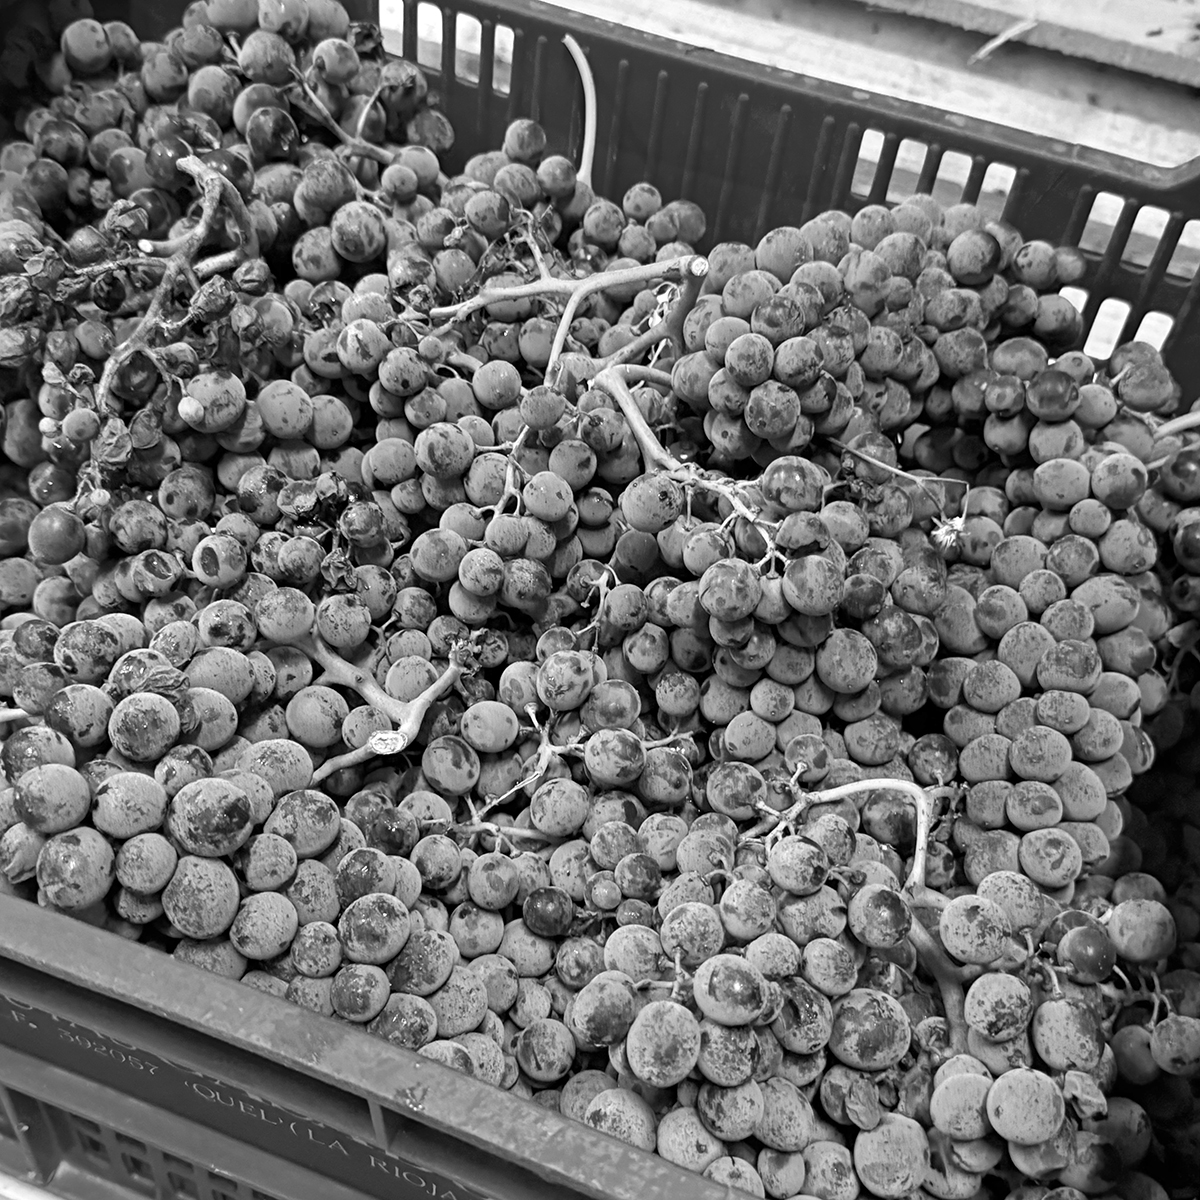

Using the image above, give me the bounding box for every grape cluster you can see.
[0,4,1200,1199]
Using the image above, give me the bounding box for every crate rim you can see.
[0,896,738,1200]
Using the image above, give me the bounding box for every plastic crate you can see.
[1,1,1199,1198]
[401,0,1200,389]
[0,899,739,1200]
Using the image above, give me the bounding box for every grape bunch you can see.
[1,3,1200,1199]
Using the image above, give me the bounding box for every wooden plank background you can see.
[857,0,1200,88]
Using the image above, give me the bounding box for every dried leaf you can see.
[176,691,200,736]
[0,325,41,368]
[41,361,67,388]
[24,250,65,291]
[0,275,37,321]
[845,1075,882,1131]
[349,21,383,54]
[1166,621,1198,649]
[129,408,163,451]
[93,417,132,468]
[315,473,347,504]
[894,1062,933,1125]
[1063,1069,1107,1120]
[321,548,356,592]
[277,480,319,520]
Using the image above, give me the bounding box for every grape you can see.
[1149,1014,1200,1077]
[985,1067,1065,1145]
[846,883,911,948]
[15,763,90,834]
[163,857,241,940]
[626,1000,701,1086]
[1056,923,1116,983]
[803,1141,859,1200]
[693,955,771,1026]
[1031,997,1103,1070]
[963,972,1032,1042]
[1108,898,1177,963]
[939,895,1011,964]
[229,892,299,960]
[584,1088,657,1151]
[649,1105,723,1172]
[852,1113,930,1198]
[697,1076,764,1141]
[1111,1023,1160,1085]
[767,835,830,895]
[828,990,909,1070]
[974,869,1043,929]
[705,1157,767,1196]
[93,773,169,839]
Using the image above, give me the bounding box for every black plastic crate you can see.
[0,900,738,1200]
[399,0,1200,391]
[2,1,1200,1199]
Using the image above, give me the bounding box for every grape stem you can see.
[490,426,533,516]
[450,821,553,848]
[1142,410,1200,470]
[593,364,683,472]
[598,255,711,369]
[297,635,470,779]
[310,730,400,785]
[596,362,775,541]
[907,919,970,1055]
[513,210,556,281]
[744,776,937,895]
[828,438,968,517]
[481,703,574,806]
[545,256,706,385]
[428,255,700,329]
[94,157,259,417]
[1150,409,1200,443]
[289,71,396,165]
[69,257,171,279]
[138,161,260,260]
[444,350,481,377]
[561,35,596,189]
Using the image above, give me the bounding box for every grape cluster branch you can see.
[299,635,473,784]
[95,157,259,414]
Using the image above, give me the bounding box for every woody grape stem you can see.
[289,70,396,165]
[562,34,596,189]
[593,364,684,472]
[299,635,467,778]
[600,255,711,368]
[907,919,971,1055]
[548,256,704,381]
[431,255,699,332]
[95,158,258,416]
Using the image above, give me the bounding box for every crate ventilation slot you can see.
[414,2,441,70]
[885,139,928,204]
[454,13,482,83]
[493,25,514,96]
[1085,297,1133,360]
[851,128,885,199]
[1135,311,1175,351]
[1124,205,1171,269]
[1167,220,1200,280]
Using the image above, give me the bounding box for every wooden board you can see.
[854,0,1200,87]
